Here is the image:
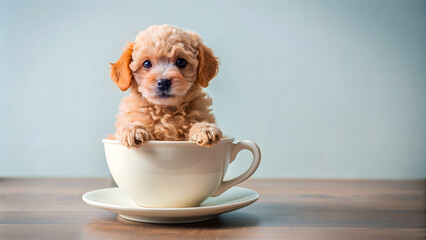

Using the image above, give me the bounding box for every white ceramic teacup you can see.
[103,137,261,208]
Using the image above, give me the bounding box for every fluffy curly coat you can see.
[110,25,222,148]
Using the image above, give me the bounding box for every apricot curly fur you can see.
[110,25,222,147]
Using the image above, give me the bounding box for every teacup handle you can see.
[211,140,261,197]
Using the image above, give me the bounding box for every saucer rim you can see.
[82,186,259,212]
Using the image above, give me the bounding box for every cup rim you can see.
[103,136,235,146]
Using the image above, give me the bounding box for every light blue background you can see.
[1,0,425,178]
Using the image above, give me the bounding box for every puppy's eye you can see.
[176,58,187,68]
[143,60,152,69]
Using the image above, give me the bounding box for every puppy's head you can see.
[110,25,219,106]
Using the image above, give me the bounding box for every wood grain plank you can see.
[0,178,425,240]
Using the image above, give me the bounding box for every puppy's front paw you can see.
[189,122,222,147]
[116,123,150,148]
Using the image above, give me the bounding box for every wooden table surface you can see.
[0,178,424,240]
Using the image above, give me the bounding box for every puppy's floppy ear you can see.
[196,39,219,88]
[110,42,134,91]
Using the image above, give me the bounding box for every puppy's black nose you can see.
[157,79,171,91]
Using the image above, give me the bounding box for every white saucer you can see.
[82,187,259,224]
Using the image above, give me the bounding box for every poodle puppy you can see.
[110,25,222,148]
